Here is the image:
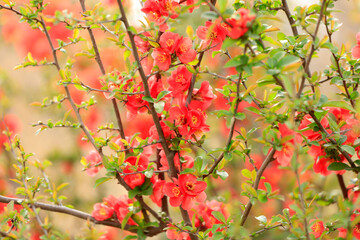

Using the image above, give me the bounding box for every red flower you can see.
[183,0,198,13]
[190,81,217,110]
[200,200,229,229]
[166,225,190,240]
[225,8,255,39]
[141,0,168,31]
[167,65,192,95]
[134,32,151,54]
[122,155,149,189]
[274,123,302,166]
[125,83,148,120]
[164,180,184,207]
[196,19,228,50]
[187,109,210,137]
[310,220,325,238]
[299,114,330,141]
[113,196,138,226]
[159,151,194,172]
[150,179,166,207]
[158,0,180,19]
[149,121,175,145]
[178,174,207,210]
[176,37,197,64]
[160,32,180,54]
[152,48,172,71]
[92,203,114,221]
[0,114,20,153]
[168,106,190,136]
[84,151,103,177]
[352,32,360,59]
[309,145,345,176]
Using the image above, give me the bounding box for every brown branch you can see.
[156,148,170,217]
[115,175,163,223]
[116,0,177,180]
[337,174,348,199]
[308,111,357,170]
[324,13,355,108]
[240,148,276,226]
[297,0,326,97]
[36,14,101,154]
[115,1,197,238]
[185,52,205,107]
[203,73,243,178]
[251,223,285,237]
[0,195,163,236]
[280,0,298,36]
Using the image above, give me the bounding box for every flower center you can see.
[166,39,174,47]
[177,115,185,124]
[172,187,181,197]
[180,44,189,53]
[99,208,107,216]
[150,11,160,20]
[158,54,167,63]
[355,224,360,233]
[176,74,184,83]
[192,116,198,125]
[186,181,195,191]
[165,1,172,11]
[311,223,321,232]
[209,31,217,40]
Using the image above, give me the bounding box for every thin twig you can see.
[250,223,285,237]
[308,111,357,170]
[240,148,276,226]
[0,195,163,236]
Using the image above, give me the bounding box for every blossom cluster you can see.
[274,107,360,175]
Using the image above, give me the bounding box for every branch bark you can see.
[0,195,163,236]
[240,148,276,226]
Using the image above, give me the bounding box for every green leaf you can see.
[201,11,218,20]
[144,169,154,178]
[156,90,171,101]
[154,101,165,113]
[241,169,252,179]
[128,187,141,199]
[212,211,226,223]
[258,192,268,203]
[327,162,349,171]
[224,151,233,161]
[218,0,228,13]
[225,55,249,68]
[277,55,299,68]
[194,157,203,173]
[121,212,133,229]
[264,182,272,193]
[255,215,267,224]
[123,236,137,240]
[235,112,246,120]
[340,145,355,156]
[216,170,229,180]
[142,96,154,103]
[322,101,355,112]
[94,177,111,188]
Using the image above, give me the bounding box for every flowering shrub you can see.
[1,0,360,239]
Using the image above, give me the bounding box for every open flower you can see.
[84,151,103,177]
[92,203,114,221]
[178,174,207,210]
[152,48,171,71]
[310,220,325,238]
